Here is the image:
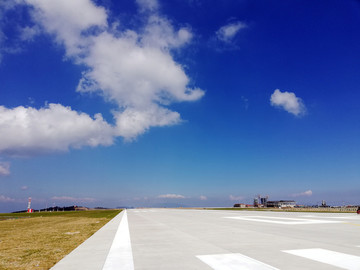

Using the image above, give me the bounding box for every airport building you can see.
[266,200,296,208]
[234,195,296,208]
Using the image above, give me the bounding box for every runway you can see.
[52,209,360,269]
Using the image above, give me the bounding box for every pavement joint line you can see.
[102,210,134,270]
[282,248,360,270]
[224,216,344,225]
[300,215,360,220]
[346,223,360,226]
[196,253,279,270]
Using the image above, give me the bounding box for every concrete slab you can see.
[128,209,360,269]
[50,209,360,269]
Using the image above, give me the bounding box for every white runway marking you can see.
[225,216,343,225]
[197,253,279,270]
[283,248,360,270]
[103,210,134,270]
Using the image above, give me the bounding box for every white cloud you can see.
[292,190,313,197]
[157,194,185,199]
[51,196,96,202]
[0,0,204,154]
[0,162,10,176]
[141,15,193,49]
[0,195,15,202]
[0,104,114,155]
[0,0,203,156]
[200,195,207,200]
[113,106,181,139]
[21,186,28,190]
[216,21,247,43]
[77,30,202,111]
[270,89,306,116]
[26,0,107,57]
[229,195,244,201]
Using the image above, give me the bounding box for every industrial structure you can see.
[235,195,296,208]
[254,195,269,207]
[27,197,33,213]
[266,200,296,208]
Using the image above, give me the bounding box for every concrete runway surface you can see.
[52,209,360,270]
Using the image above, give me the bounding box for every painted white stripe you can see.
[197,253,279,270]
[283,248,360,270]
[225,216,343,225]
[102,210,134,270]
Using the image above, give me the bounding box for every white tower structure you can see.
[27,197,33,213]
[27,197,31,210]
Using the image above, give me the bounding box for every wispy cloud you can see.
[216,21,247,43]
[19,25,41,41]
[136,0,159,12]
[0,1,34,62]
[292,190,313,197]
[0,162,10,176]
[241,96,249,110]
[0,195,15,202]
[51,196,97,203]
[200,195,207,200]
[21,186,28,190]
[270,89,306,116]
[229,195,244,201]
[157,194,185,199]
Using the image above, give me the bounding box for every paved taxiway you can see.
[52,209,360,269]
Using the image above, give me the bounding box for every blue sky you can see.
[0,0,359,212]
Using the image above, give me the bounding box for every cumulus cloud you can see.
[141,15,193,49]
[25,0,108,57]
[0,104,114,155]
[270,89,306,116]
[229,195,244,201]
[113,106,180,139]
[200,195,207,200]
[0,0,204,156]
[292,190,313,197]
[0,195,15,202]
[28,0,204,140]
[0,162,10,176]
[157,194,185,199]
[51,196,96,202]
[216,21,247,43]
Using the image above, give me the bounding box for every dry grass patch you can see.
[0,210,121,270]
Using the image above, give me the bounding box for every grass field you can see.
[0,210,121,270]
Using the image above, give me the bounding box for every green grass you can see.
[0,209,120,219]
[0,209,122,270]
